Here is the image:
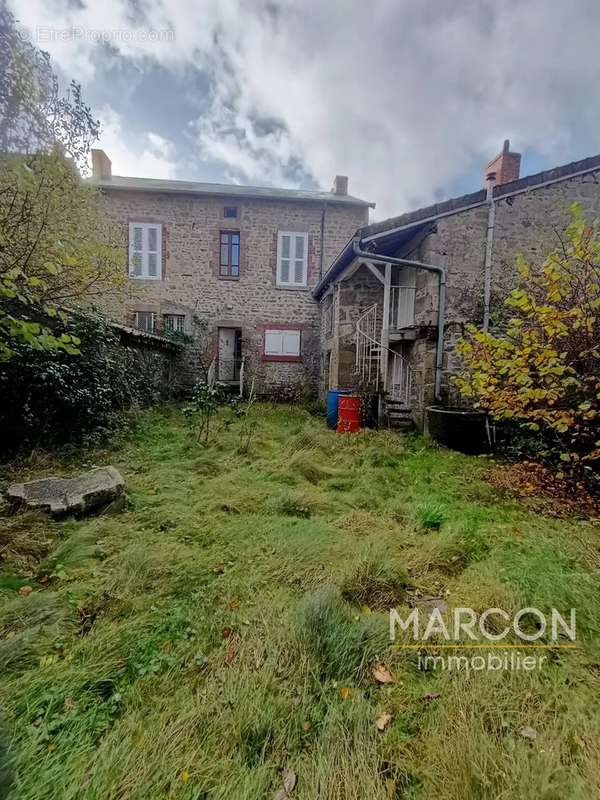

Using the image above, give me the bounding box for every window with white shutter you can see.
[128,223,162,280]
[264,329,301,357]
[276,232,308,287]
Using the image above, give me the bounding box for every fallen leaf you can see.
[283,771,297,793]
[520,726,538,740]
[222,626,233,639]
[361,604,372,615]
[422,692,441,702]
[302,721,312,733]
[228,599,239,610]
[38,575,49,584]
[273,770,297,800]
[181,770,190,783]
[375,712,392,731]
[373,664,394,684]
[225,644,238,665]
[19,586,33,597]
[339,687,352,700]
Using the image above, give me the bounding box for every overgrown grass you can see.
[0,403,599,799]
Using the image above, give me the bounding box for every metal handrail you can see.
[356,304,413,405]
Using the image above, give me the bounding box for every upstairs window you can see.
[220,231,240,277]
[135,311,155,333]
[276,232,308,287]
[264,328,301,358]
[163,314,185,333]
[224,206,238,218]
[129,223,162,280]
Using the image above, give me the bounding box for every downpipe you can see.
[352,238,447,402]
[482,173,496,331]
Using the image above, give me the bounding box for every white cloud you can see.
[92,105,178,179]
[10,0,600,217]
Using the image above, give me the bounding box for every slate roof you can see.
[86,174,374,208]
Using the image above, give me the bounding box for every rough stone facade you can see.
[415,170,600,412]
[91,189,368,396]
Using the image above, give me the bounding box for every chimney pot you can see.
[332,175,348,195]
[483,141,520,188]
[91,149,112,179]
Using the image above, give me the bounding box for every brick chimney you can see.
[332,175,348,195]
[91,149,112,179]
[483,139,520,188]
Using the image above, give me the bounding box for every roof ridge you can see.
[361,152,600,238]
[85,174,375,207]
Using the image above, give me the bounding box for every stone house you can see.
[87,149,372,397]
[313,142,600,427]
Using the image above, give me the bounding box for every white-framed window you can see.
[276,231,308,287]
[264,328,301,357]
[163,313,185,333]
[135,311,156,333]
[129,222,162,280]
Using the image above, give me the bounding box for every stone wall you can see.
[112,323,182,401]
[91,189,367,397]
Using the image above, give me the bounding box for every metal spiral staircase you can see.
[356,304,413,429]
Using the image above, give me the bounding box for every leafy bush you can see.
[0,314,171,452]
[455,205,600,479]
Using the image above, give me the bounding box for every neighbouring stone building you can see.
[87,149,372,397]
[313,142,600,427]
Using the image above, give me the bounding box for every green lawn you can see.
[1,404,599,799]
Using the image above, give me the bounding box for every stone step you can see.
[386,418,414,431]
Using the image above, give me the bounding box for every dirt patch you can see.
[485,461,600,518]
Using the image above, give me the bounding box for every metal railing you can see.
[356,304,413,405]
[388,351,413,407]
[355,304,380,387]
[389,286,416,329]
[239,356,245,397]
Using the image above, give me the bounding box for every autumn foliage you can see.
[455,204,600,473]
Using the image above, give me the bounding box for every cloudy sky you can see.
[9,0,600,219]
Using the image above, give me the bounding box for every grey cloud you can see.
[9,0,600,216]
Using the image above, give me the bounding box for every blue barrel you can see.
[326,388,351,429]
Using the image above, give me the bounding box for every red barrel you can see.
[337,395,361,433]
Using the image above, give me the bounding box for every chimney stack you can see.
[332,175,348,196]
[483,139,520,188]
[91,149,112,179]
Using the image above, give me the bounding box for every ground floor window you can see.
[263,328,301,360]
[135,311,156,333]
[163,314,185,333]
